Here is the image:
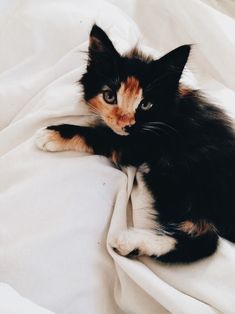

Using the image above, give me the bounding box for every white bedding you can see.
[0,0,235,313]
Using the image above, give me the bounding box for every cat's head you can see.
[80,24,191,136]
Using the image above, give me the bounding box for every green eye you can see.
[140,101,153,111]
[102,90,117,104]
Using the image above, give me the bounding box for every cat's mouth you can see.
[104,117,140,136]
[103,117,134,136]
[109,125,130,136]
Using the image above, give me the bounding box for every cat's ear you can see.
[152,45,191,88]
[158,45,190,74]
[146,45,191,100]
[89,24,119,58]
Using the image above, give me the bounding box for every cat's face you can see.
[80,25,190,136]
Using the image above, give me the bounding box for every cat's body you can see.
[36,25,235,263]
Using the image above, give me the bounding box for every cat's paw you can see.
[110,230,142,258]
[35,128,63,152]
[110,229,177,258]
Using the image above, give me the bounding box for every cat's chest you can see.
[131,165,160,229]
[134,159,178,203]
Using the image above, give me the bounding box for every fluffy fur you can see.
[35,25,235,263]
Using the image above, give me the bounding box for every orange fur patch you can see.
[118,76,141,113]
[179,220,216,237]
[49,131,93,153]
[88,76,142,135]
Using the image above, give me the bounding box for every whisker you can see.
[90,107,106,125]
[143,126,167,135]
[89,105,101,116]
[141,127,161,137]
[145,122,179,136]
[143,125,164,132]
[143,124,172,136]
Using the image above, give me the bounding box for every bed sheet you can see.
[0,0,234,313]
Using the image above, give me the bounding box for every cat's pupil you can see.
[103,90,116,104]
[141,101,153,111]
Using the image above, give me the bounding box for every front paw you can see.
[35,128,63,152]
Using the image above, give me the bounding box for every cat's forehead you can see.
[121,76,141,93]
[119,57,151,83]
[106,75,142,99]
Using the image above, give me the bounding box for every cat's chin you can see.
[107,125,130,136]
[112,128,129,136]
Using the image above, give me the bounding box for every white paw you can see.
[35,128,62,152]
[110,230,141,257]
[110,229,177,258]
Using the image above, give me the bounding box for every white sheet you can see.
[0,1,235,313]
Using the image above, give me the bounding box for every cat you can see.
[35,24,235,263]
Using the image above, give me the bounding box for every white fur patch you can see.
[131,168,159,230]
[35,128,63,152]
[138,163,150,174]
[110,228,176,257]
[111,166,177,257]
[35,128,93,154]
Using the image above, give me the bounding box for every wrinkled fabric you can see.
[0,0,234,313]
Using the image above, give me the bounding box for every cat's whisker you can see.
[145,122,179,136]
[143,124,172,137]
[88,105,101,117]
[143,127,166,135]
[141,127,161,137]
[143,125,163,132]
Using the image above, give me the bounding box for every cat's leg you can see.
[111,167,176,257]
[156,229,218,263]
[35,124,137,166]
[111,225,218,262]
[110,167,219,262]
[111,228,177,258]
[35,124,94,153]
[35,123,120,156]
[35,124,151,167]
[111,220,218,263]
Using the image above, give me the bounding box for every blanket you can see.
[0,0,234,313]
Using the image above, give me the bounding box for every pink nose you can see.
[118,114,135,127]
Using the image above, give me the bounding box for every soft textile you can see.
[0,0,235,313]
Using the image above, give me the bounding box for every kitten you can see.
[35,25,235,263]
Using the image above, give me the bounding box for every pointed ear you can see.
[157,45,191,80]
[147,45,191,99]
[89,24,119,57]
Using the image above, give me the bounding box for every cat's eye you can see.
[140,101,153,111]
[102,90,117,104]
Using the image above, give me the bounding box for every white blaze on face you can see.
[117,76,142,120]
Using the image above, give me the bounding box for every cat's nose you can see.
[118,114,135,127]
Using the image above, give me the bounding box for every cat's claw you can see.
[35,128,62,152]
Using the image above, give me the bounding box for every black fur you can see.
[48,25,235,263]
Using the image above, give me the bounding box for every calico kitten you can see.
[36,25,235,263]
